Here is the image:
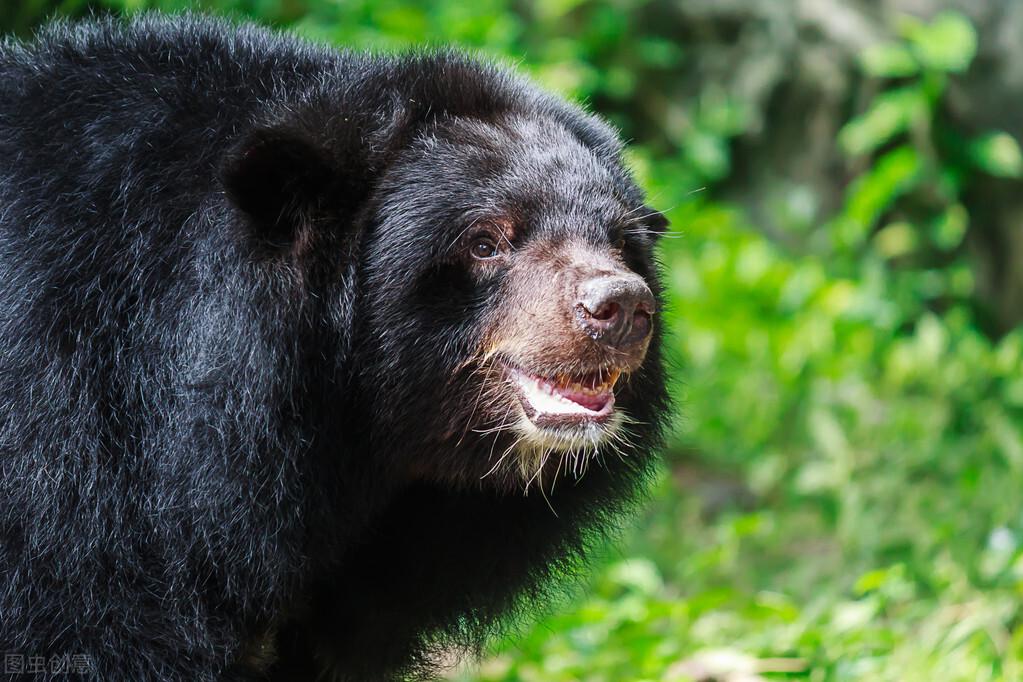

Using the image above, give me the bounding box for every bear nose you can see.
[575,275,655,349]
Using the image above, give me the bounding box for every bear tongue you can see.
[550,384,612,412]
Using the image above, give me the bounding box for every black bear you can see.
[0,13,669,682]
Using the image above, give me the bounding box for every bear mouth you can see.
[502,363,621,429]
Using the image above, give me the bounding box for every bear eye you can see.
[470,236,499,260]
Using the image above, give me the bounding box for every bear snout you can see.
[574,273,655,352]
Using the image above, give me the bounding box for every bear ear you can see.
[221,125,335,244]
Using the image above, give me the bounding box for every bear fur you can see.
[0,14,669,681]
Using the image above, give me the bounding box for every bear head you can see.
[220,56,669,498]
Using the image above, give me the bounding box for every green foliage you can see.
[899,11,977,74]
[970,132,1023,179]
[6,5,1023,681]
[832,12,1021,333]
[860,12,978,79]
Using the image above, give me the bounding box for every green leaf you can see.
[860,43,919,78]
[902,11,977,73]
[836,146,924,246]
[873,221,918,259]
[838,87,927,157]
[930,204,968,251]
[969,131,1023,178]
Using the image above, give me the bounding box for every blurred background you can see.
[7,1,1023,680]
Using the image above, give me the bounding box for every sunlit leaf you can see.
[930,204,968,251]
[969,131,1023,178]
[838,87,927,157]
[874,221,918,259]
[860,42,919,78]
[835,146,924,248]
[901,11,977,73]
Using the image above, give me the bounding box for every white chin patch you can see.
[513,410,625,454]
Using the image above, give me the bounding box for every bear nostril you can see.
[629,309,652,344]
[576,275,655,349]
[588,301,620,323]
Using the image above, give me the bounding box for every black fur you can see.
[0,14,669,681]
